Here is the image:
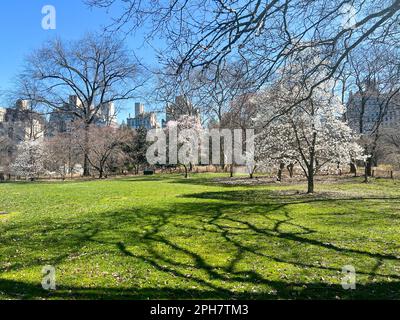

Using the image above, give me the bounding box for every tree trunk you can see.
[307,160,315,194]
[366,158,372,177]
[307,173,314,194]
[183,165,188,178]
[350,162,357,177]
[364,161,370,183]
[287,163,294,178]
[83,124,91,177]
[83,154,91,176]
[230,164,234,178]
[277,162,285,181]
[336,162,342,176]
[308,131,317,194]
[363,155,373,183]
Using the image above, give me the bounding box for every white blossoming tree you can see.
[166,115,203,178]
[11,140,47,180]
[255,52,363,193]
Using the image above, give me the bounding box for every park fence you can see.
[371,168,398,179]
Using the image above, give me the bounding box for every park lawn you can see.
[0,174,400,300]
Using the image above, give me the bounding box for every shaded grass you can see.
[0,174,400,299]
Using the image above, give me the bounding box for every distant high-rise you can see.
[69,95,82,108]
[127,102,159,130]
[0,100,45,142]
[16,99,30,110]
[163,95,201,127]
[346,83,400,134]
[135,102,144,117]
[0,100,46,174]
[100,102,117,127]
[48,95,118,135]
[0,108,6,122]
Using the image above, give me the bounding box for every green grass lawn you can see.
[1,174,400,300]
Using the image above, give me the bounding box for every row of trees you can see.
[14,34,145,177]
[8,125,149,181]
[8,42,394,193]
[86,0,400,180]
[2,0,400,194]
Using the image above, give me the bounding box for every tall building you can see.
[0,100,46,175]
[126,102,159,130]
[135,102,144,117]
[162,95,201,127]
[0,108,6,122]
[346,84,400,134]
[99,102,118,127]
[0,100,45,142]
[48,95,118,135]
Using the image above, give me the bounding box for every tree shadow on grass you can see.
[182,189,400,204]
[114,176,169,183]
[1,277,400,300]
[165,173,366,188]
[1,190,400,299]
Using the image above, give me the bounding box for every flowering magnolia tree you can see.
[166,115,203,178]
[11,140,47,180]
[255,53,363,193]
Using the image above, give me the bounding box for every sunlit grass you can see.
[0,174,399,299]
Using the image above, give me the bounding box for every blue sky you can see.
[0,0,163,123]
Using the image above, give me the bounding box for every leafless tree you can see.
[16,33,145,176]
[196,60,255,123]
[73,125,129,179]
[45,132,82,180]
[154,66,209,125]
[221,93,258,177]
[88,0,400,105]
[382,128,400,169]
[345,45,400,182]
[121,126,149,175]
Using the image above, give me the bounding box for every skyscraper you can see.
[127,102,159,130]
[163,95,201,127]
